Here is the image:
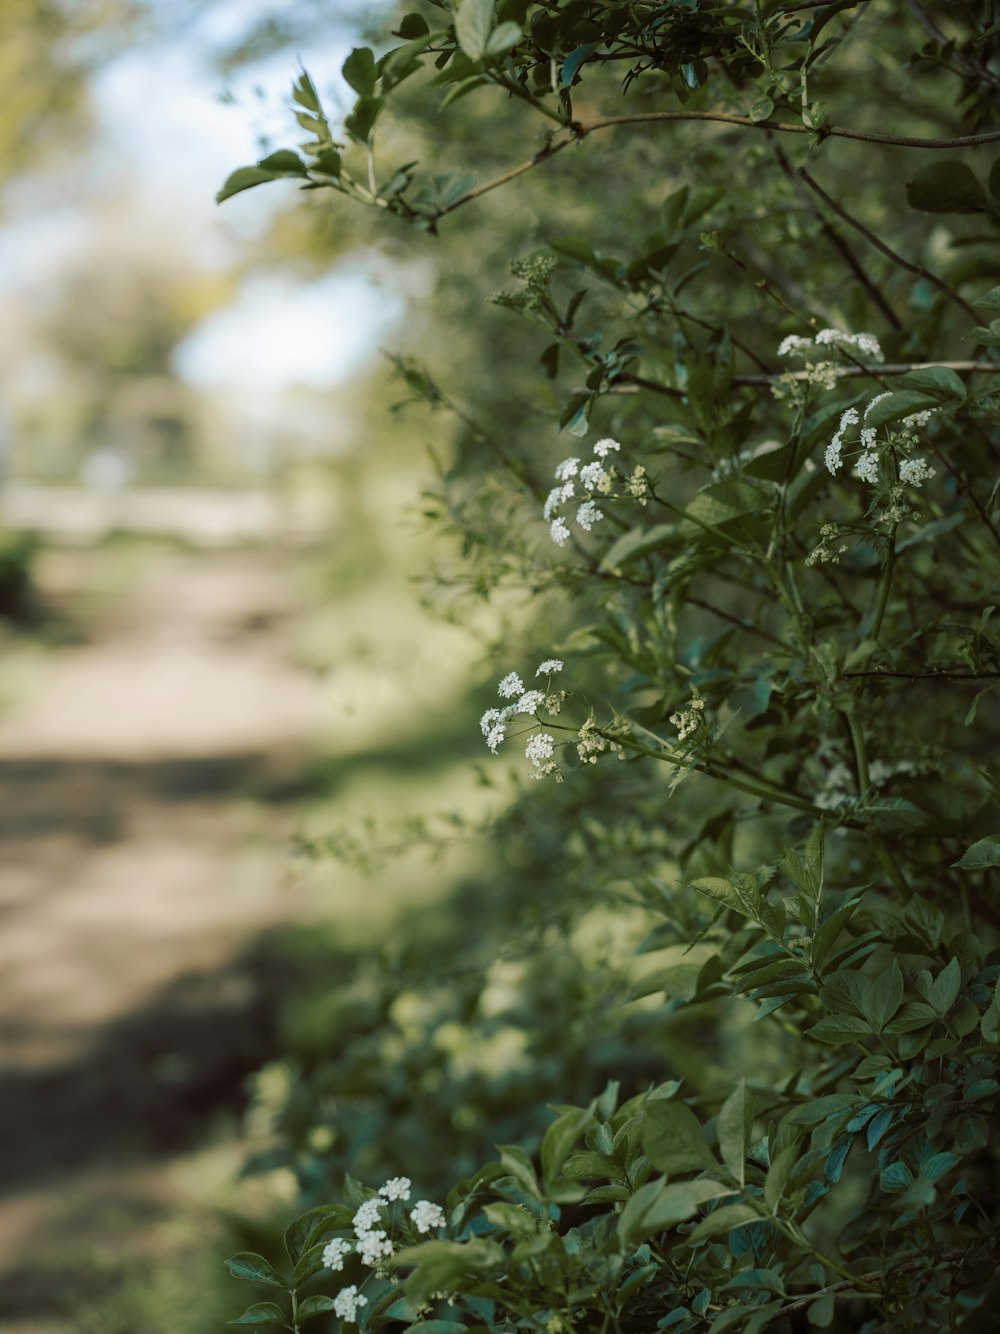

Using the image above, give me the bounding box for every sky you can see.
[0,0,403,392]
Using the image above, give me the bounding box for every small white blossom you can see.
[525,732,555,767]
[593,437,621,458]
[554,457,580,481]
[824,440,844,475]
[777,334,814,358]
[498,672,525,699]
[577,718,607,764]
[854,332,883,358]
[536,659,563,676]
[333,1286,368,1323]
[322,1238,352,1272]
[356,1228,393,1266]
[899,456,936,486]
[515,690,545,715]
[855,451,880,485]
[670,695,705,743]
[353,1198,384,1236]
[379,1176,411,1202]
[902,409,934,428]
[486,725,506,753]
[838,407,860,432]
[860,426,877,450]
[579,460,609,492]
[628,464,649,501]
[410,1200,446,1234]
[544,482,575,520]
[550,516,570,547]
[576,499,602,531]
[864,391,892,418]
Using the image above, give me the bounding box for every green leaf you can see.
[688,876,739,911]
[600,523,678,572]
[225,1254,287,1290]
[482,1202,536,1238]
[717,1081,753,1187]
[257,150,308,176]
[686,1201,760,1243]
[618,1178,735,1247]
[398,1239,505,1303]
[485,20,522,57]
[395,12,430,38]
[763,1144,798,1212]
[541,1106,595,1184]
[228,1303,289,1328]
[216,166,279,204]
[642,1101,719,1175]
[344,96,383,144]
[283,1205,348,1264]
[866,960,904,1032]
[454,0,494,60]
[809,1015,870,1045]
[862,391,942,429]
[342,47,377,95]
[974,285,1000,311]
[497,1144,541,1198]
[750,96,775,122]
[894,366,966,400]
[952,836,1000,869]
[906,160,990,213]
[296,1296,339,1322]
[407,1324,471,1334]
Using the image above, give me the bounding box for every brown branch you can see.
[842,669,1000,680]
[795,168,980,321]
[604,361,997,394]
[434,113,1000,221]
[903,0,1000,91]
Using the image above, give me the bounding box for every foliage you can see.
[221,2,1000,1331]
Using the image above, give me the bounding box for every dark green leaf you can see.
[686,1201,760,1243]
[225,1254,287,1290]
[952,836,1000,869]
[643,1101,718,1174]
[216,167,278,204]
[228,1303,289,1327]
[455,0,494,59]
[717,1081,752,1187]
[343,47,377,95]
[618,1178,734,1247]
[906,161,989,213]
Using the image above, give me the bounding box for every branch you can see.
[434,113,1000,221]
[795,168,980,321]
[842,669,1000,680]
[605,362,998,395]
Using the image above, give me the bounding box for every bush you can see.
[220,4,1000,1330]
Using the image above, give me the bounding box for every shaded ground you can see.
[0,544,331,1328]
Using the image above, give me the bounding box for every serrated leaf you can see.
[952,836,1000,869]
[974,285,1000,311]
[225,1254,287,1290]
[686,1201,760,1243]
[296,1296,338,1322]
[216,166,278,204]
[228,1303,289,1327]
[717,1081,752,1187]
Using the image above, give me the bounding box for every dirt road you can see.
[0,544,329,1329]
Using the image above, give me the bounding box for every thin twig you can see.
[903,0,1000,91]
[604,362,997,395]
[434,113,1000,221]
[795,168,980,321]
[842,669,1000,680]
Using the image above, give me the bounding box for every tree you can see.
[222,4,1000,1330]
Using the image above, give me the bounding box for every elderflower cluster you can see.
[778,328,883,361]
[805,523,849,567]
[480,660,566,778]
[820,392,937,526]
[490,253,558,314]
[544,438,622,546]
[321,1176,448,1312]
[669,692,706,743]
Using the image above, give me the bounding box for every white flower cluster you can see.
[333,1286,367,1323]
[544,438,621,546]
[778,329,883,361]
[321,1176,447,1297]
[669,693,706,743]
[822,392,937,495]
[480,660,566,778]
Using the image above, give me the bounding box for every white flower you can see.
[902,409,934,428]
[864,391,892,418]
[486,725,506,753]
[554,456,580,481]
[333,1286,368,1323]
[855,451,880,485]
[855,332,883,358]
[777,334,814,358]
[576,499,602,531]
[593,437,621,458]
[356,1228,393,1266]
[322,1238,352,1272]
[379,1176,411,1202]
[814,328,883,360]
[550,516,570,547]
[353,1198,384,1236]
[535,659,563,676]
[525,732,555,767]
[824,440,844,475]
[410,1200,446,1234]
[498,672,525,699]
[480,707,503,737]
[899,456,936,486]
[838,407,860,432]
[860,426,877,450]
[544,481,575,519]
[515,689,545,715]
[578,460,609,492]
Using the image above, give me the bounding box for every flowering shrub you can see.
[222,3,999,1330]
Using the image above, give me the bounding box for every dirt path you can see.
[0,545,330,1328]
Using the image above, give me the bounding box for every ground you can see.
[0,542,331,1332]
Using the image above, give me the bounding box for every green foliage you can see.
[220,2,1000,1330]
